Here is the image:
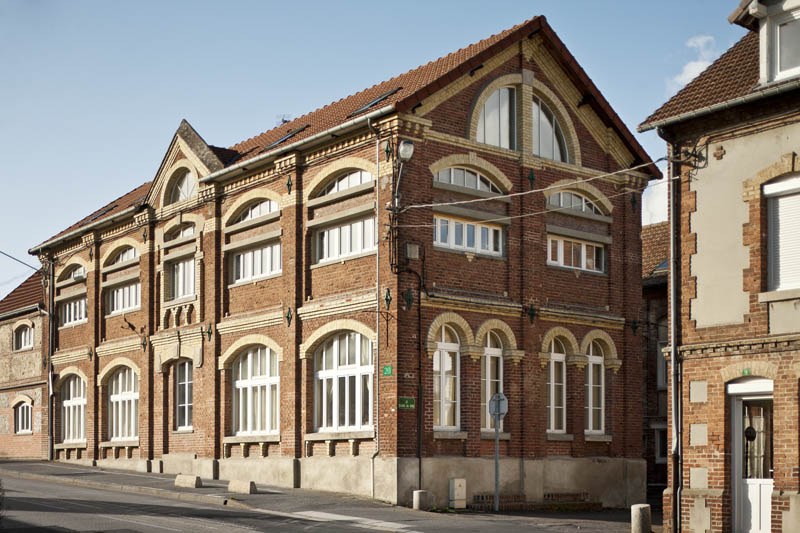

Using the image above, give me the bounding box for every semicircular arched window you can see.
[317,170,373,198]
[168,170,197,205]
[435,167,502,194]
[111,246,138,265]
[548,191,603,215]
[13,325,33,351]
[59,265,85,282]
[165,223,195,242]
[533,97,568,163]
[234,200,278,224]
[477,87,516,150]
[232,346,279,435]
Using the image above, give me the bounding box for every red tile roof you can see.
[0,273,43,317]
[641,221,669,281]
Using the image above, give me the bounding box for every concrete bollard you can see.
[412,490,430,510]
[631,503,651,533]
[175,474,203,488]
[228,480,257,494]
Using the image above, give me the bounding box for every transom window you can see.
[548,191,602,215]
[435,168,501,194]
[314,332,373,432]
[59,297,88,327]
[318,170,373,198]
[765,174,800,291]
[234,200,278,224]
[434,325,460,430]
[548,235,605,273]
[480,331,504,430]
[175,360,193,431]
[315,216,376,263]
[15,402,32,434]
[232,346,279,435]
[168,171,197,204]
[231,242,281,284]
[61,375,86,443]
[14,325,33,351]
[108,366,138,441]
[533,97,568,162]
[477,87,516,150]
[547,338,566,433]
[433,216,503,256]
[585,340,605,434]
[112,247,138,265]
[106,281,141,315]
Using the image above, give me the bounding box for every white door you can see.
[731,395,773,533]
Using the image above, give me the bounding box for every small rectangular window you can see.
[315,216,376,264]
[547,235,604,273]
[432,216,502,257]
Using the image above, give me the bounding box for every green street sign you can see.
[398,397,415,410]
[742,368,751,376]
[382,365,392,376]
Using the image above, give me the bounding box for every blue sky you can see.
[0,1,747,299]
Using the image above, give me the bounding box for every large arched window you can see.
[232,346,279,435]
[547,338,566,433]
[533,97,568,162]
[480,331,503,430]
[234,200,278,224]
[548,191,603,216]
[435,167,502,194]
[61,375,86,443]
[317,170,373,198]
[108,366,138,440]
[13,325,33,351]
[314,331,373,431]
[168,170,197,204]
[111,246,138,265]
[166,224,195,241]
[477,87,516,150]
[585,340,605,434]
[433,325,460,430]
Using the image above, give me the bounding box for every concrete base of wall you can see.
[56,458,96,467]
[96,458,150,473]
[218,457,298,488]
[159,453,218,480]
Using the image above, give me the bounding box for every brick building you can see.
[17,16,657,507]
[640,1,800,530]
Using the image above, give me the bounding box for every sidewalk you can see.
[0,460,645,532]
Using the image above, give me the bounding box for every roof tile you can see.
[642,221,669,280]
[0,273,43,316]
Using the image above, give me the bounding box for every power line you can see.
[0,250,42,273]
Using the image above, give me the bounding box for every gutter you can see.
[199,105,395,185]
[0,303,43,323]
[29,206,138,256]
[638,78,800,133]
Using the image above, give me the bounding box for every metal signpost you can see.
[489,392,508,513]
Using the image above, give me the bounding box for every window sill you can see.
[433,430,467,440]
[173,428,194,435]
[305,430,374,441]
[163,296,197,308]
[14,431,32,436]
[58,320,88,330]
[105,308,141,319]
[546,264,607,277]
[100,439,139,448]
[55,441,87,450]
[432,245,505,261]
[311,250,376,270]
[546,432,573,442]
[584,433,612,442]
[224,434,280,444]
[480,430,510,440]
[228,272,282,289]
[12,347,34,353]
[758,288,800,303]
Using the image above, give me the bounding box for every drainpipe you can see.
[368,117,381,499]
[47,257,55,461]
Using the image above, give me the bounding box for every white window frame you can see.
[59,297,88,327]
[169,172,197,204]
[532,96,568,162]
[547,191,603,216]
[112,247,138,264]
[14,402,32,434]
[230,241,281,284]
[106,281,141,316]
[584,341,605,435]
[108,366,139,441]
[480,331,504,431]
[167,224,195,241]
[61,375,86,443]
[232,346,280,436]
[13,325,33,351]
[234,200,278,224]
[433,216,503,257]
[770,8,800,81]
[433,325,460,431]
[477,87,516,150]
[168,258,195,300]
[435,167,502,194]
[315,216,376,264]
[313,332,373,432]
[318,170,373,198]
[547,338,566,433]
[765,175,800,291]
[175,360,193,431]
[547,235,605,273]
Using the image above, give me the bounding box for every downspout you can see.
[368,117,381,499]
[47,257,55,461]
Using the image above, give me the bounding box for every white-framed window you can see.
[477,87,516,150]
[106,281,141,315]
[67,265,86,280]
[533,96,568,162]
[108,366,138,441]
[315,216,376,263]
[547,338,566,433]
[654,427,668,464]
[314,332,373,432]
[771,8,800,81]
[584,340,605,434]
[433,325,460,430]
[168,258,195,300]
[168,171,197,204]
[166,223,195,241]
[547,235,605,273]
[231,242,281,284]
[765,175,800,291]
[234,200,278,224]
[433,216,503,257]
[59,297,88,326]
[112,247,138,264]
[175,360,193,431]
[435,168,502,194]
[14,402,32,434]
[13,325,33,351]
[318,170,373,197]
[548,191,602,215]
[232,346,279,435]
[61,375,86,443]
[480,331,504,430]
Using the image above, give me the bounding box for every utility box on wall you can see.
[449,478,466,509]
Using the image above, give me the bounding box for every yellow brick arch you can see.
[223,187,283,227]
[474,319,517,350]
[299,319,377,360]
[57,257,92,281]
[426,312,475,351]
[540,326,579,355]
[303,157,377,202]
[54,366,89,391]
[218,334,285,369]
[429,154,514,193]
[468,73,523,143]
[159,159,200,209]
[579,329,618,359]
[98,357,141,385]
[100,236,145,267]
[545,178,613,215]
[531,78,582,167]
[720,361,778,383]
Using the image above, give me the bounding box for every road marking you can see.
[103,514,183,531]
[294,511,417,532]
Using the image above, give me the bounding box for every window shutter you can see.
[769,192,800,290]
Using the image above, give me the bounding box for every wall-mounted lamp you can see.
[527,168,536,189]
[403,287,414,310]
[285,307,293,327]
[631,319,639,336]
[286,175,293,194]
[142,228,148,242]
[384,288,392,310]
[141,336,148,351]
[523,305,537,324]
[88,348,93,361]
[202,324,213,341]
[384,139,393,162]
[88,248,93,261]
[397,140,414,163]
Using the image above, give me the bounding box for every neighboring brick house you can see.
[640,1,800,530]
[0,273,47,459]
[641,222,669,506]
[21,16,658,507]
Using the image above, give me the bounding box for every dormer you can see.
[732,0,800,83]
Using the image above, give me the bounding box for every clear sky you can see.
[0,0,747,299]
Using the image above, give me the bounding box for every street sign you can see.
[398,397,415,410]
[489,392,508,513]
[489,393,508,420]
[382,365,392,376]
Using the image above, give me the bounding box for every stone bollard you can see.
[228,480,257,494]
[175,474,203,488]
[412,490,430,510]
[631,503,651,533]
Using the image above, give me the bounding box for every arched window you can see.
[232,346,279,435]
[434,325,460,430]
[317,170,373,198]
[548,191,603,215]
[175,360,193,431]
[480,331,503,430]
[13,325,33,351]
[166,224,195,241]
[234,200,278,224]
[165,224,196,301]
[435,168,502,194]
[59,265,85,282]
[585,340,605,434]
[533,96,568,162]
[61,375,86,443]
[547,338,566,433]
[477,87,516,150]
[168,170,197,204]
[314,332,373,431]
[111,246,138,265]
[108,366,138,440]
[14,401,32,434]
